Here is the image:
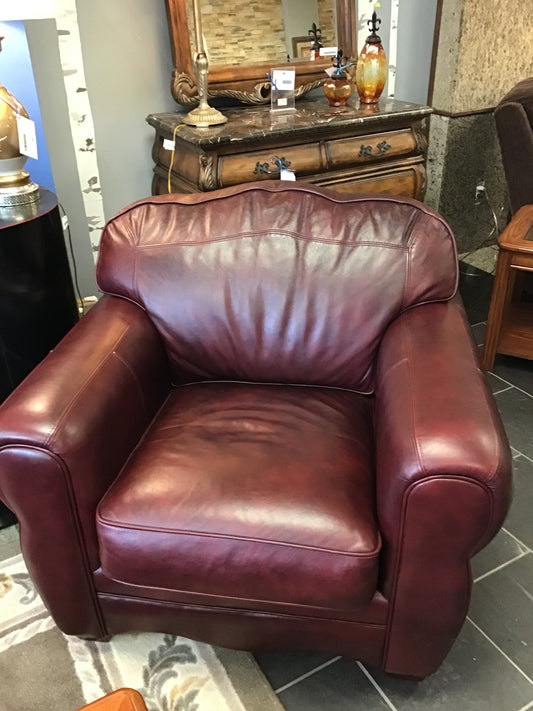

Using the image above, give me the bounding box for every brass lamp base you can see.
[183,103,228,128]
[183,46,227,127]
[0,162,40,207]
[0,181,40,207]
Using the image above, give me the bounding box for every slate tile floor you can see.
[255,262,533,711]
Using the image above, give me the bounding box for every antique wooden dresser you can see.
[147,96,432,199]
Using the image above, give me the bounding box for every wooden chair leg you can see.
[482,249,514,371]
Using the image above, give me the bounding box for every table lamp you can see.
[0,35,40,207]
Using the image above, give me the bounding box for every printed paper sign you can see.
[16,115,38,160]
[272,69,295,91]
[319,47,338,57]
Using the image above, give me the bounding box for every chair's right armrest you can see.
[373,297,512,676]
[374,297,512,553]
[0,296,170,637]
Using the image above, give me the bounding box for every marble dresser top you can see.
[147,96,432,148]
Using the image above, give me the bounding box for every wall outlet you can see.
[475,182,486,204]
[77,295,99,315]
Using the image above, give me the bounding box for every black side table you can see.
[0,188,79,527]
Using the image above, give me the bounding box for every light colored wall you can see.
[75,0,176,221]
[394,0,439,105]
[282,0,317,59]
[21,1,176,296]
[25,18,97,296]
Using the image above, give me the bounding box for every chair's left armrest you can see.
[374,296,512,676]
[0,296,170,637]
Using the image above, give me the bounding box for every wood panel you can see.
[498,303,533,359]
[219,143,323,186]
[327,129,417,170]
[317,165,425,199]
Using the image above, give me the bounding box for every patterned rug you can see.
[0,527,284,711]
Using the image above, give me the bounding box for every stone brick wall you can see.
[317,0,336,49]
[187,0,287,66]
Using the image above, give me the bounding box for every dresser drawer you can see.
[316,164,426,200]
[327,129,417,170]
[219,143,323,187]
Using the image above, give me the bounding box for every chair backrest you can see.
[96,183,457,394]
[494,77,533,215]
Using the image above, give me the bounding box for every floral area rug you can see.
[0,528,285,711]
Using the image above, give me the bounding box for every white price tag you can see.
[319,46,338,57]
[272,69,295,91]
[163,138,175,150]
[16,115,38,160]
[280,168,296,181]
[325,66,337,78]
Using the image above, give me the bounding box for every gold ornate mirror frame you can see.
[165,0,357,106]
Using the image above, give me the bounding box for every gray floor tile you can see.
[504,456,533,550]
[364,620,533,711]
[461,247,498,275]
[494,387,533,460]
[472,528,529,580]
[469,553,533,679]
[253,651,337,690]
[486,372,514,395]
[492,355,533,397]
[277,657,392,711]
[470,321,487,347]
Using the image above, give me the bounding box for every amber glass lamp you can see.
[355,8,387,104]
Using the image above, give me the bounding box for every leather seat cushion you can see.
[96,382,380,610]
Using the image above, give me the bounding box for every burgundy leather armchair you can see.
[0,183,511,678]
[494,76,533,214]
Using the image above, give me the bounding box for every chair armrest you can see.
[0,296,170,637]
[374,297,512,676]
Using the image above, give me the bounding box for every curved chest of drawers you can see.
[147,96,432,200]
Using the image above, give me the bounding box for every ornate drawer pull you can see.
[359,141,391,157]
[254,156,292,174]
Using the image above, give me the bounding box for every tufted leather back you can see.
[96,183,458,393]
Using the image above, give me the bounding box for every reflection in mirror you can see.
[185,0,337,67]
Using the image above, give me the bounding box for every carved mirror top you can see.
[165,0,356,105]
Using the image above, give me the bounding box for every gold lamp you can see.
[0,35,40,207]
[183,0,227,127]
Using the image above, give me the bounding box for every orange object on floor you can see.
[77,688,148,711]
[482,204,533,370]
